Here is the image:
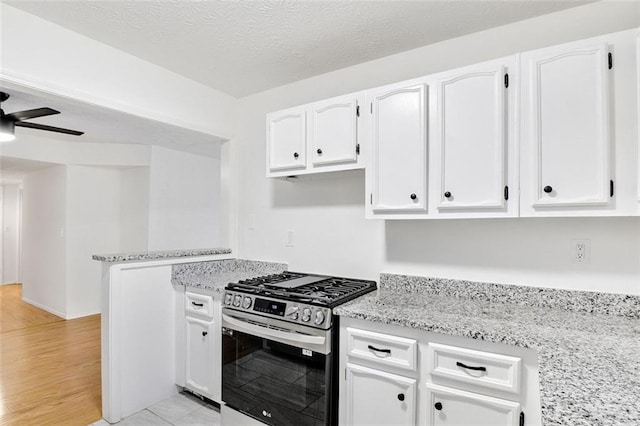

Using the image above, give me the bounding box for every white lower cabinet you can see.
[427,384,521,426]
[345,363,417,426]
[178,288,221,403]
[185,316,215,398]
[339,317,541,426]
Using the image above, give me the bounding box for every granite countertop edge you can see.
[92,248,232,263]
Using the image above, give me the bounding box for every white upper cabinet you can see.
[266,106,307,174]
[637,30,640,202]
[366,79,429,217]
[309,93,363,169]
[523,40,611,209]
[430,56,518,218]
[266,92,365,177]
[520,30,639,216]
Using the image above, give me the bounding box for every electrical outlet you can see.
[571,239,590,264]
[286,230,295,247]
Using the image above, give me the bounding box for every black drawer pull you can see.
[368,344,391,354]
[202,331,208,337]
[456,361,487,372]
[434,402,443,411]
[191,301,204,307]
[397,393,405,401]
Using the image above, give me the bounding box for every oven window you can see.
[222,329,329,426]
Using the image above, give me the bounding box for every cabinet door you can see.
[266,107,306,173]
[427,384,520,426]
[433,57,516,216]
[345,363,416,426]
[522,41,611,209]
[369,82,428,213]
[185,316,215,398]
[309,93,363,168]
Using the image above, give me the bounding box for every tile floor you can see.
[89,392,221,426]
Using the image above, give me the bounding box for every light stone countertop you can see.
[171,259,287,293]
[92,248,232,262]
[335,274,640,426]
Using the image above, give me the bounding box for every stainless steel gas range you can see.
[220,271,377,426]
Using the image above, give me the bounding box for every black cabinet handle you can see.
[410,193,417,200]
[317,148,323,154]
[293,152,299,159]
[543,185,553,193]
[397,393,405,402]
[444,191,452,198]
[367,344,391,354]
[202,331,208,337]
[456,361,487,372]
[434,402,443,411]
[191,301,204,307]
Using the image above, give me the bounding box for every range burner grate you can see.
[230,272,376,307]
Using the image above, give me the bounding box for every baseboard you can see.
[66,310,101,320]
[21,296,66,319]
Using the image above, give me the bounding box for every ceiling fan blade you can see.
[6,107,60,121]
[14,121,84,136]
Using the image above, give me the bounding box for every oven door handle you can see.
[222,314,326,346]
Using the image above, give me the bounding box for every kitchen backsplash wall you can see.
[233,2,640,295]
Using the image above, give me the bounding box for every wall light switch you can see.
[247,214,256,230]
[286,230,295,247]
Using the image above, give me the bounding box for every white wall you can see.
[120,167,150,252]
[1,184,21,284]
[235,1,640,295]
[148,146,222,251]
[0,3,236,140]
[66,165,122,318]
[21,165,67,317]
[0,134,151,168]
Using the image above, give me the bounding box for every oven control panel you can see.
[223,291,332,329]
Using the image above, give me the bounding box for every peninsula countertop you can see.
[335,274,640,426]
[92,248,232,263]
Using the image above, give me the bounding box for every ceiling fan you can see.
[0,91,84,142]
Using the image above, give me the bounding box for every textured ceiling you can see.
[6,0,591,98]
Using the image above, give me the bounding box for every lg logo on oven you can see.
[262,410,272,418]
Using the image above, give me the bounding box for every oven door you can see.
[222,308,332,426]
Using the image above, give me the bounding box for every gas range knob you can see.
[233,294,242,307]
[286,306,300,320]
[242,296,252,309]
[302,308,312,322]
[224,293,233,305]
[314,310,326,325]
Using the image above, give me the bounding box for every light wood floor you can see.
[0,284,102,425]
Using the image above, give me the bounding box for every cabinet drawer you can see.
[427,343,521,394]
[346,327,417,371]
[185,291,214,319]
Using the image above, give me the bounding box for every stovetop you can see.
[227,271,377,308]
[222,272,377,329]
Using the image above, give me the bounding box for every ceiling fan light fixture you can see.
[0,119,16,142]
